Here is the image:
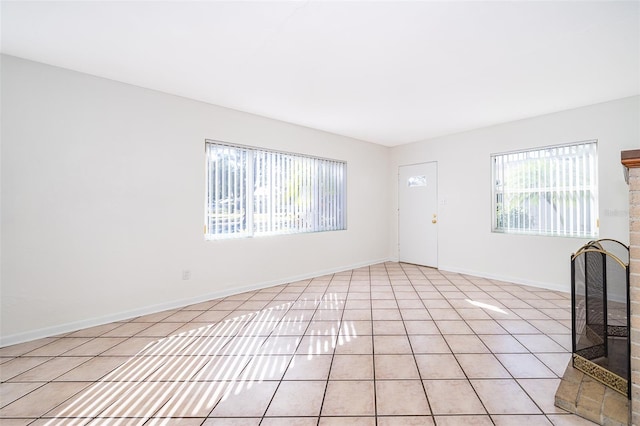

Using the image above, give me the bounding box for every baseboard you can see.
[437,264,569,293]
[0,257,392,348]
[388,258,567,292]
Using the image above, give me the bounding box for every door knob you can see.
[432,214,437,224]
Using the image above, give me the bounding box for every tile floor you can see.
[0,262,599,425]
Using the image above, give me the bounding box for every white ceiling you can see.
[1,1,638,146]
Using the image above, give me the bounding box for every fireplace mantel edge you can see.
[622,149,640,168]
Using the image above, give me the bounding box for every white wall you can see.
[0,55,391,345]
[3,54,637,346]
[390,96,639,291]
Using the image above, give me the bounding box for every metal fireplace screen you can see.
[571,239,630,397]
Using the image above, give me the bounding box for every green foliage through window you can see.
[205,141,346,239]
[492,141,598,237]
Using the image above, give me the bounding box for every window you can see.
[205,141,346,239]
[491,140,598,237]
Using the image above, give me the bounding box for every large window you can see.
[492,140,598,237]
[205,141,346,239]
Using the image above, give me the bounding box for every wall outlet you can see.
[182,270,191,280]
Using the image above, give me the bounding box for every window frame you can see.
[204,140,347,240]
[490,140,598,238]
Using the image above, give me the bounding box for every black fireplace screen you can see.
[571,239,630,397]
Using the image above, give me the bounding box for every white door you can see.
[398,162,438,268]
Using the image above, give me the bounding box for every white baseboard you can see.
[387,258,567,292]
[437,264,569,294]
[0,257,391,348]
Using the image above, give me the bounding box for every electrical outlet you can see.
[182,270,191,280]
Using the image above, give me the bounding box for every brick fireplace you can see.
[622,149,640,424]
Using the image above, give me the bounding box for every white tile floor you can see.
[0,262,598,425]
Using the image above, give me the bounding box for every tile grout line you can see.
[314,268,352,426]
[394,262,435,421]
[368,265,379,426]
[457,274,569,422]
[404,263,493,422]
[450,272,555,421]
[254,274,334,423]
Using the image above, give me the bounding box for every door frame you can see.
[398,161,439,268]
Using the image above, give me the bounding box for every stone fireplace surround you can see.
[622,149,640,424]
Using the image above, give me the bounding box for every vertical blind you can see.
[492,140,598,237]
[205,141,346,239]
